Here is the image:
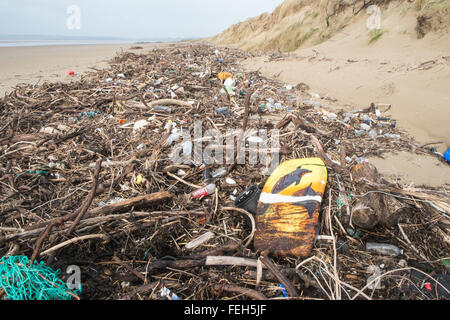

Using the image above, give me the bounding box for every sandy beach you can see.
[0,42,171,96]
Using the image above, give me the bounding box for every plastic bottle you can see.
[366,242,403,256]
[368,129,377,139]
[192,184,216,199]
[182,141,193,156]
[216,107,229,114]
[384,133,400,139]
[154,105,172,113]
[211,167,227,178]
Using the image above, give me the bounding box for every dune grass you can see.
[369,29,385,44]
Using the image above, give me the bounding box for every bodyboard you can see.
[254,158,328,257]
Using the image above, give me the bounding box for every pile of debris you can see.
[0,43,448,300]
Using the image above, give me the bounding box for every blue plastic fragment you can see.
[280,283,288,298]
[444,148,450,164]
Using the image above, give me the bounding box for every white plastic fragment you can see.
[225,178,236,185]
[133,120,150,133]
[160,286,182,300]
[366,265,382,290]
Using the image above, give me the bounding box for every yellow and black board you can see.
[254,158,328,257]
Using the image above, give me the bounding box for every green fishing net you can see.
[0,255,81,300]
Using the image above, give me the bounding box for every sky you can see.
[0,0,285,39]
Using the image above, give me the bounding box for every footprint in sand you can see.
[381,81,396,96]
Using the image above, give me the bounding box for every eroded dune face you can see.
[212,0,450,186]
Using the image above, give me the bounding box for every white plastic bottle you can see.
[366,242,403,256]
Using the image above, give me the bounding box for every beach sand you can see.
[0,42,172,96]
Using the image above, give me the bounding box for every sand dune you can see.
[211,0,450,186]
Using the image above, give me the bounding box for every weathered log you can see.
[351,161,408,229]
[88,191,173,216]
[351,198,378,229]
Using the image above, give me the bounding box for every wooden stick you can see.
[112,256,146,282]
[222,207,256,247]
[242,89,254,132]
[25,191,173,232]
[184,231,215,250]
[260,255,298,298]
[67,158,103,235]
[147,99,192,108]
[205,256,263,268]
[147,121,172,170]
[212,283,267,300]
[40,234,109,256]
[166,171,203,189]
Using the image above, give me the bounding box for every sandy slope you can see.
[239,5,450,187]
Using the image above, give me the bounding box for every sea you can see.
[0,37,185,48]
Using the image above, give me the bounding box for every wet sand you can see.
[0,42,171,96]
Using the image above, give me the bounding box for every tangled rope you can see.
[0,255,80,300]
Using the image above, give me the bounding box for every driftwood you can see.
[351,161,409,229]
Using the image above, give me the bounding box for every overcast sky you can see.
[0,0,284,39]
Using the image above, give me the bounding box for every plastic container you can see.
[153,105,172,113]
[366,265,382,290]
[211,167,227,178]
[233,185,261,215]
[366,242,403,256]
[192,184,216,199]
[384,133,400,139]
[444,148,450,163]
[216,107,229,114]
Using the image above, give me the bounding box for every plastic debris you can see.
[366,242,403,256]
[233,185,261,215]
[217,72,233,81]
[192,184,216,199]
[366,265,382,290]
[153,105,172,113]
[0,255,80,300]
[135,174,144,185]
[160,286,182,300]
[444,148,450,163]
[211,167,227,178]
[133,120,150,133]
